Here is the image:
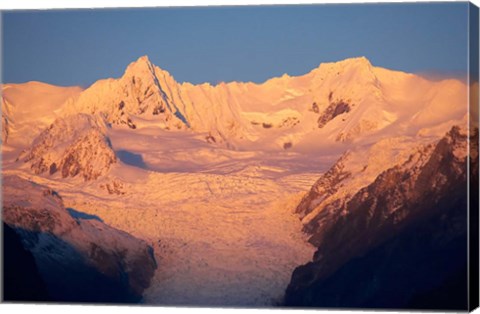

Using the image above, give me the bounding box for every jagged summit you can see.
[125,55,375,85]
[335,56,371,66]
[123,55,173,81]
[3,55,468,154]
[311,56,377,84]
[316,56,373,70]
[62,54,189,131]
[131,54,151,65]
[124,55,156,76]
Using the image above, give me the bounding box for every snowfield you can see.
[3,149,319,305]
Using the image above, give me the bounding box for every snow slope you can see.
[1,81,83,147]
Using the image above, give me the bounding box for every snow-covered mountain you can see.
[0,55,474,307]
[2,56,466,152]
[284,125,477,309]
[2,175,157,302]
[62,56,189,131]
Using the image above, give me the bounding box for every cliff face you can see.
[284,126,477,310]
[2,175,157,303]
[3,223,51,302]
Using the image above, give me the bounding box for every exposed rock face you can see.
[296,151,353,220]
[284,126,476,310]
[317,99,351,129]
[2,176,157,303]
[286,195,468,309]
[19,113,116,181]
[296,134,433,229]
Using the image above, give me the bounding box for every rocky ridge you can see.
[18,113,116,181]
[2,175,157,303]
[284,126,476,309]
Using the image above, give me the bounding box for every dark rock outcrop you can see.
[317,100,351,128]
[284,126,476,310]
[3,223,51,302]
[2,176,157,303]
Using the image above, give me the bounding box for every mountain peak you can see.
[137,55,151,63]
[132,55,152,66]
[338,56,372,67]
[317,56,373,71]
[344,56,371,65]
[124,55,155,77]
[310,56,378,91]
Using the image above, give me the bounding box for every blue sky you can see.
[1,2,469,87]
